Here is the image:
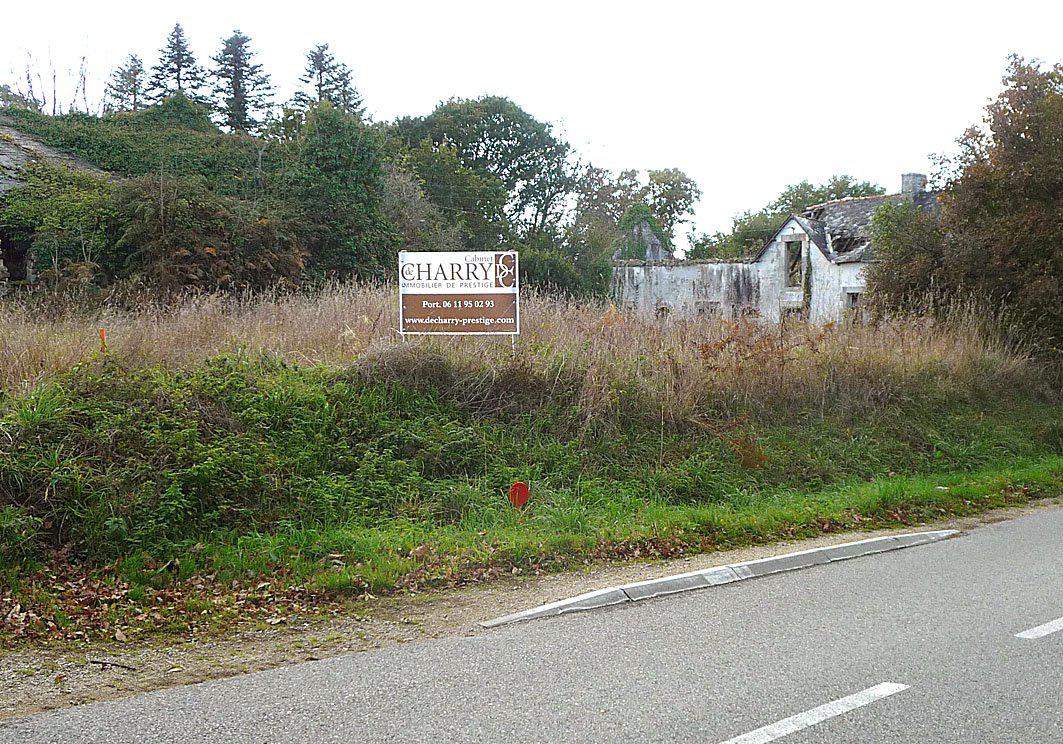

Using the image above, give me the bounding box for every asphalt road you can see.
[4,508,1061,743]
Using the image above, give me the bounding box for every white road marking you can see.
[1016,616,1063,640]
[718,682,910,744]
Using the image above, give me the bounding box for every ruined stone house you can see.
[0,125,103,287]
[611,173,939,323]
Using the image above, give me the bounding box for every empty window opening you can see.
[696,300,721,317]
[785,241,803,288]
[845,291,864,324]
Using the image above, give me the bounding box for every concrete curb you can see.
[480,530,959,628]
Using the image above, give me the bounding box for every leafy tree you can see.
[571,166,641,226]
[402,140,509,251]
[293,44,364,115]
[280,102,392,276]
[764,175,882,217]
[688,175,883,259]
[642,168,701,239]
[380,160,463,252]
[865,201,946,304]
[558,166,642,293]
[392,96,579,236]
[867,56,1063,348]
[104,55,148,112]
[211,30,273,133]
[148,23,208,102]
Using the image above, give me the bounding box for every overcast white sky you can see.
[3,0,1061,241]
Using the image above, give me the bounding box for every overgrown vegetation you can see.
[0,96,397,289]
[867,56,1063,350]
[0,286,1059,643]
[0,24,707,297]
[1,36,1060,646]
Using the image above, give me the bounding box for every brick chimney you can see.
[901,173,927,200]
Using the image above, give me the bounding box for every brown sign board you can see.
[398,251,519,335]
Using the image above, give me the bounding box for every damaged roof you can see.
[756,189,941,264]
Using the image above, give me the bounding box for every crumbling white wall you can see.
[756,219,808,322]
[611,261,762,318]
[809,251,866,323]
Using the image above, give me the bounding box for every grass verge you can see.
[0,354,1059,646]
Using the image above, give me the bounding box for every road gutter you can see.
[481,530,959,628]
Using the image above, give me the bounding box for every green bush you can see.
[0,507,42,569]
[107,175,304,289]
[0,97,263,195]
[0,162,114,283]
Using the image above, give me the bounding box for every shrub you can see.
[279,103,394,277]
[0,507,42,568]
[107,175,305,289]
[0,162,114,284]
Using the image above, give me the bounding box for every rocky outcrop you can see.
[0,123,103,194]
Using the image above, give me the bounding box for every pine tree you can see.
[104,54,147,112]
[211,30,272,132]
[293,43,364,115]
[148,23,207,102]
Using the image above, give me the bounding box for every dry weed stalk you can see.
[0,283,1046,424]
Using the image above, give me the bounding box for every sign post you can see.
[398,251,519,336]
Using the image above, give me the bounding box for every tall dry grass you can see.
[0,283,1049,423]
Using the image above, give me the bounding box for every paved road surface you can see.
[3,508,1061,743]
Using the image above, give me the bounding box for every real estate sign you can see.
[398,251,519,335]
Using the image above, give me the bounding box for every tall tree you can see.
[293,44,364,115]
[572,166,641,226]
[211,30,272,132]
[561,166,641,292]
[283,103,391,276]
[104,54,147,112]
[641,168,702,239]
[403,140,509,251]
[867,56,1062,348]
[148,23,207,102]
[392,96,580,236]
[380,160,463,253]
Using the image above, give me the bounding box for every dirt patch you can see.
[2,498,1058,720]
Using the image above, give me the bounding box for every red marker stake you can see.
[508,482,529,510]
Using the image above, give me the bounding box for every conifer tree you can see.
[148,23,207,102]
[104,54,147,112]
[211,30,272,132]
[293,43,364,115]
